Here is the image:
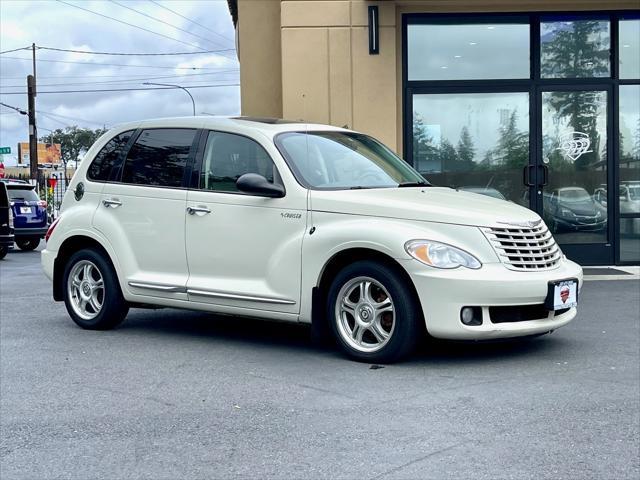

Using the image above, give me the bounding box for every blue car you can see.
[2,180,48,251]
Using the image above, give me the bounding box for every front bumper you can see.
[14,226,48,238]
[401,258,583,340]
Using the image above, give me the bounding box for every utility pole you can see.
[32,43,37,97]
[28,75,38,181]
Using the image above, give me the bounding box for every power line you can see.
[0,102,27,114]
[109,0,235,57]
[1,68,239,79]
[1,55,231,70]
[37,110,107,126]
[55,0,214,53]
[35,45,235,56]
[1,83,240,95]
[0,46,31,55]
[148,0,235,47]
[1,70,239,88]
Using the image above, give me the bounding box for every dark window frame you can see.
[189,129,286,197]
[403,11,640,265]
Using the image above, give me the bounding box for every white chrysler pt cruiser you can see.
[42,117,582,362]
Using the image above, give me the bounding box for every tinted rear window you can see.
[8,188,39,202]
[87,130,134,182]
[121,128,196,187]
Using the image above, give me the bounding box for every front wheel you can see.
[62,248,129,330]
[327,260,423,363]
[16,237,40,251]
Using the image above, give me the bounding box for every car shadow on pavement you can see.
[118,307,568,364]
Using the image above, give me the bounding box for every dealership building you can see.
[229,0,640,265]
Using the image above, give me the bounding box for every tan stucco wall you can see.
[237,0,283,118]
[237,0,640,155]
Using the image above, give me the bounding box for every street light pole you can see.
[143,82,196,116]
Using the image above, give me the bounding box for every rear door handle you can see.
[102,198,122,208]
[186,205,211,215]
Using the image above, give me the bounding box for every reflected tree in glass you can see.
[541,20,610,78]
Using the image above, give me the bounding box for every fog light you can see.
[461,306,482,326]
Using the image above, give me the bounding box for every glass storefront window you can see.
[619,85,640,262]
[541,18,610,78]
[407,23,529,80]
[619,20,640,79]
[412,92,529,204]
[541,90,608,244]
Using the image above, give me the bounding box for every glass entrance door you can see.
[537,88,612,264]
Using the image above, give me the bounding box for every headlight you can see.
[405,240,482,269]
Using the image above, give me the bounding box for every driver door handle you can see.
[186,205,211,215]
[102,198,122,208]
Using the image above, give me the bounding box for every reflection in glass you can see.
[542,91,608,244]
[619,85,640,262]
[541,18,610,78]
[407,23,529,80]
[619,20,640,79]
[412,92,529,204]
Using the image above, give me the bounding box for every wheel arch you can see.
[311,247,423,334]
[53,235,116,301]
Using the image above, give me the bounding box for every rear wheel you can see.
[16,237,40,251]
[327,260,422,363]
[63,248,129,330]
[0,246,7,260]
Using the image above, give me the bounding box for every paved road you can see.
[1,246,639,480]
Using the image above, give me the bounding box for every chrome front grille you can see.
[482,221,561,271]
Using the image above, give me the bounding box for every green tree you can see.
[456,126,476,169]
[412,112,437,171]
[439,138,458,172]
[494,110,529,169]
[541,21,609,170]
[40,126,107,167]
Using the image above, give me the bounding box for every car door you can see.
[93,128,200,300]
[184,130,307,314]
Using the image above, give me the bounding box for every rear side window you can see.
[121,129,196,187]
[200,131,276,192]
[87,130,134,181]
[7,188,39,202]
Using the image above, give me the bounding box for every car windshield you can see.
[559,189,590,203]
[275,131,427,189]
[8,188,39,202]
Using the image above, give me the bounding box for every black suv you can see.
[0,182,15,259]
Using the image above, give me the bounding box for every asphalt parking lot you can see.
[1,246,639,480]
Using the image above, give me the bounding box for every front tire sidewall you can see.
[62,249,128,330]
[327,261,422,363]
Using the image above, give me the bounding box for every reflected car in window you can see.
[544,187,607,232]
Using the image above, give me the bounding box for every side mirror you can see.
[236,173,285,198]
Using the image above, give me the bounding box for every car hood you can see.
[560,200,599,216]
[309,187,540,227]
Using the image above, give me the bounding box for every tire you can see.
[327,260,423,363]
[16,237,40,251]
[0,246,7,260]
[62,248,129,330]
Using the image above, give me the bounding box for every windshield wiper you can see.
[398,181,429,188]
[349,186,372,190]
